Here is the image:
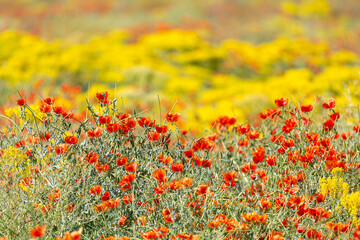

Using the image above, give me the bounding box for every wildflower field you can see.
[1,0,360,239]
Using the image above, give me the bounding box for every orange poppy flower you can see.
[64,136,78,145]
[137,216,147,226]
[159,154,173,164]
[89,185,102,196]
[54,144,68,155]
[195,185,208,195]
[154,185,166,194]
[180,177,193,187]
[85,152,99,164]
[70,228,82,240]
[30,225,46,237]
[240,162,257,173]
[148,132,161,141]
[87,127,103,138]
[118,216,127,226]
[248,130,259,139]
[124,162,139,172]
[265,155,277,166]
[223,171,237,187]
[260,198,272,211]
[171,163,184,172]
[169,179,183,190]
[48,190,61,202]
[121,173,135,183]
[152,169,167,183]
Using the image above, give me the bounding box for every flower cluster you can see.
[1,94,360,239]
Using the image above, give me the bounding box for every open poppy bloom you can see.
[275,98,288,107]
[30,225,46,237]
[152,169,167,183]
[223,171,237,187]
[17,98,26,106]
[322,99,335,109]
[166,112,181,122]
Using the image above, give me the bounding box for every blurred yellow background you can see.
[0,0,359,131]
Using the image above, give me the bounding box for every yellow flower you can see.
[318,176,349,200]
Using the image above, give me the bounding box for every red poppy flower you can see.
[107,123,119,133]
[65,136,78,145]
[275,98,288,107]
[322,99,335,109]
[118,216,127,226]
[330,112,340,121]
[115,156,128,166]
[15,140,25,148]
[265,156,277,166]
[17,98,26,106]
[166,112,181,123]
[85,152,99,164]
[54,144,68,154]
[252,146,265,164]
[124,162,139,172]
[353,125,360,133]
[238,124,250,134]
[61,110,73,119]
[96,92,109,103]
[171,162,184,172]
[323,119,335,132]
[101,192,110,201]
[180,129,189,135]
[148,132,160,141]
[138,117,155,128]
[87,127,103,138]
[99,115,111,125]
[248,130,259,139]
[155,125,168,134]
[51,105,62,114]
[43,97,55,105]
[301,105,313,112]
[184,149,194,158]
[195,185,208,195]
[40,104,52,113]
[223,171,237,187]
